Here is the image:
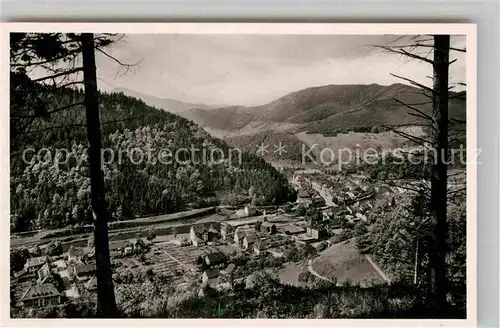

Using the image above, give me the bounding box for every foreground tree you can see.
[81,33,118,316]
[374,35,466,311]
[10,32,128,316]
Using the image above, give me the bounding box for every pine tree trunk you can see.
[81,33,118,317]
[429,34,450,311]
[414,237,419,285]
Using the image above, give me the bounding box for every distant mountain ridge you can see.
[177,83,466,134]
[110,83,466,165]
[111,87,216,114]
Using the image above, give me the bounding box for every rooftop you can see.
[191,225,206,234]
[37,263,52,284]
[75,262,96,275]
[21,283,60,301]
[266,215,292,223]
[208,222,221,232]
[283,224,305,234]
[226,217,263,227]
[25,256,48,268]
[297,189,311,198]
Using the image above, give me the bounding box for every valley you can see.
[10,84,466,319]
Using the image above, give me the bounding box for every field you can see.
[311,238,385,287]
[278,262,307,287]
[294,128,423,163]
[116,243,205,280]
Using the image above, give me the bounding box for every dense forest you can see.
[10,88,295,232]
[354,192,466,309]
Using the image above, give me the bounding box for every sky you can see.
[95,34,467,107]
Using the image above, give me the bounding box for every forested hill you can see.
[181,83,466,134]
[10,89,295,232]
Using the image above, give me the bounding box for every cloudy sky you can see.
[95,34,466,106]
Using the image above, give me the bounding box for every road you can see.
[306,259,335,284]
[310,181,336,206]
[10,211,224,249]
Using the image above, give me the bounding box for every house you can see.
[124,246,134,256]
[296,189,312,205]
[67,246,84,263]
[253,235,289,255]
[73,262,96,282]
[220,222,233,240]
[192,237,205,248]
[311,196,326,207]
[53,259,68,272]
[282,224,305,235]
[36,263,55,285]
[203,230,220,243]
[202,267,220,284]
[260,221,277,235]
[24,256,49,274]
[14,268,36,282]
[242,233,257,251]
[203,224,221,242]
[190,225,209,245]
[204,252,227,268]
[20,283,62,309]
[244,205,257,217]
[209,222,221,234]
[266,215,291,224]
[233,227,254,246]
[235,205,258,218]
[306,222,328,240]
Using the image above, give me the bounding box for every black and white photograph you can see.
[6,24,475,322]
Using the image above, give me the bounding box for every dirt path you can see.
[364,254,391,284]
[306,259,335,284]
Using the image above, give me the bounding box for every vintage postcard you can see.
[2,23,476,327]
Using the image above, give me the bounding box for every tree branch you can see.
[393,97,434,122]
[382,124,434,148]
[385,43,466,53]
[373,45,434,64]
[31,67,82,83]
[96,48,141,67]
[390,73,435,94]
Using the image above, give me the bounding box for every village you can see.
[10,169,403,313]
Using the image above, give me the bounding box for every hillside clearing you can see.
[311,238,385,287]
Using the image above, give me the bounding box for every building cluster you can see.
[186,201,335,284]
[12,245,97,309]
[12,236,154,311]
